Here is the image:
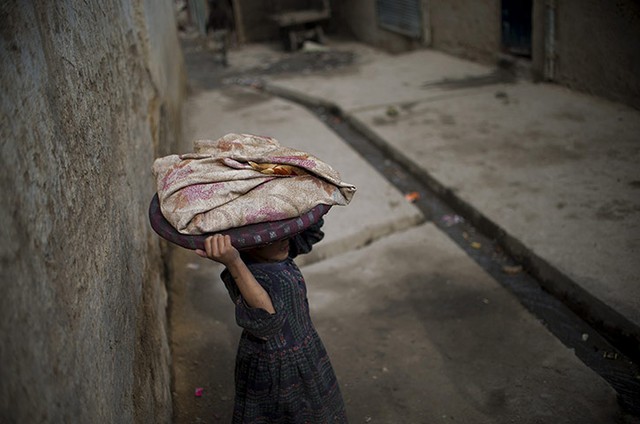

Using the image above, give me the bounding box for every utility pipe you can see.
[544,0,556,80]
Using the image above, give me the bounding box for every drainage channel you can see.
[241,81,640,416]
[319,105,640,416]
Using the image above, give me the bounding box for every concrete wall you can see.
[338,0,502,56]
[340,0,640,108]
[339,0,428,53]
[0,1,185,422]
[235,0,276,41]
[551,0,640,109]
[428,0,501,61]
[427,0,640,108]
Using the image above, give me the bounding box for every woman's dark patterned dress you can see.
[221,222,348,423]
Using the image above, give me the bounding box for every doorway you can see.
[501,0,532,57]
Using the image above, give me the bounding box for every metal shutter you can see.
[376,0,422,39]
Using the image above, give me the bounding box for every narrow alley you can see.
[168,37,640,423]
[3,2,639,423]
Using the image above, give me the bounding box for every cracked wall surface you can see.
[0,1,185,422]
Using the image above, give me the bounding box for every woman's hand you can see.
[196,234,240,266]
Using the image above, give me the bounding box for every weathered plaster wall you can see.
[339,1,427,53]
[0,1,184,422]
[338,0,502,56]
[235,0,276,42]
[428,0,640,108]
[237,0,323,42]
[553,0,640,109]
[341,0,639,109]
[428,0,501,62]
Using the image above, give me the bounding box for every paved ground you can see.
[260,42,640,351]
[167,36,640,422]
[170,225,627,423]
[186,39,640,346]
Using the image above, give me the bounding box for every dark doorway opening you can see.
[501,0,532,58]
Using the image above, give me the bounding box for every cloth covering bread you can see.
[152,133,356,235]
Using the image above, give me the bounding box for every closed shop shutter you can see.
[376,0,422,38]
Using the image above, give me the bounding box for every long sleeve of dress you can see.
[289,218,325,258]
[221,267,286,339]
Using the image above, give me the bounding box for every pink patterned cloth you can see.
[152,133,356,235]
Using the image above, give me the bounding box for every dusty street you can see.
[167,36,639,423]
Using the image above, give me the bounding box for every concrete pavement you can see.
[261,42,640,353]
[170,224,625,423]
[305,223,620,423]
[168,38,639,422]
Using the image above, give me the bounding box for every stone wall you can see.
[0,1,185,422]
